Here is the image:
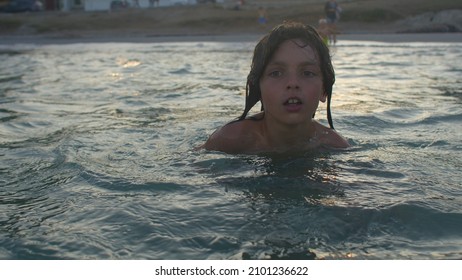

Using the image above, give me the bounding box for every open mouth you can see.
[284,97,302,105]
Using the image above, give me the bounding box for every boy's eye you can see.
[268,70,282,77]
[269,70,283,77]
[303,70,316,77]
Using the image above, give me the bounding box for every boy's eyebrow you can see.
[300,60,318,66]
[267,60,319,67]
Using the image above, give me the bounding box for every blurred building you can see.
[39,0,83,11]
[1,0,227,12]
[58,0,199,11]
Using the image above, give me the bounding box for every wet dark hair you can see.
[239,21,336,129]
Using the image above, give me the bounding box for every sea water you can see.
[0,38,461,259]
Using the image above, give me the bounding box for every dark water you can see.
[0,40,461,259]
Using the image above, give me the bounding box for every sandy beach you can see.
[1,0,462,44]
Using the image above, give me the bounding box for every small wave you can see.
[376,108,431,124]
[0,74,23,84]
[169,67,190,74]
[80,169,188,194]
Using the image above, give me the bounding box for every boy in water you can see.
[201,22,349,154]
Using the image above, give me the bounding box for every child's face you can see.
[259,39,326,126]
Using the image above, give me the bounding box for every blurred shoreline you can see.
[1,32,461,45]
[1,0,461,45]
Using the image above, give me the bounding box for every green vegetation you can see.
[0,17,22,32]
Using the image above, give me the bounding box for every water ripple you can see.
[0,40,461,259]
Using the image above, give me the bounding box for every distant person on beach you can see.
[317,17,330,45]
[200,21,350,155]
[324,0,341,44]
[257,7,268,26]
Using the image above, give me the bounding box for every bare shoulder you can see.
[315,122,350,149]
[203,119,261,154]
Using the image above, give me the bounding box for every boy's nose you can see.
[286,75,300,89]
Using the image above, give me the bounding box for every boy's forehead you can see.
[271,39,319,62]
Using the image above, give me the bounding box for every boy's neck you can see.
[263,118,317,149]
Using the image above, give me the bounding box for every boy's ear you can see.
[320,90,327,103]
